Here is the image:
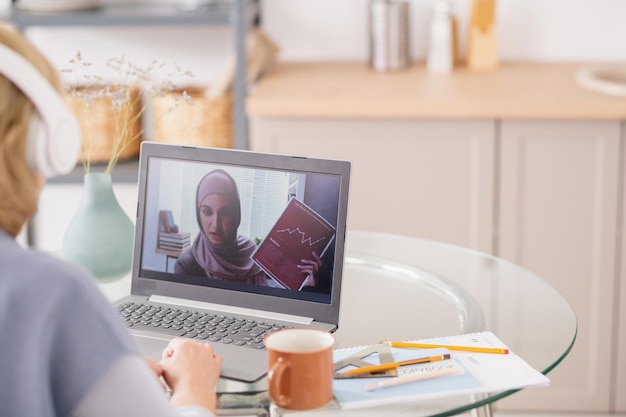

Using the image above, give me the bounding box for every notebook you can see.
[114,142,351,392]
[332,331,549,409]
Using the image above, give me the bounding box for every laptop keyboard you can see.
[117,302,291,349]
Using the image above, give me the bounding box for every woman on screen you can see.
[175,169,268,285]
[175,169,321,288]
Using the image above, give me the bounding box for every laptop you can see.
[115,142,351,392]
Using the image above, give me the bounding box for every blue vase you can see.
[62,173,134,282]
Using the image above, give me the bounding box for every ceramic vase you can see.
[62,173,134,282]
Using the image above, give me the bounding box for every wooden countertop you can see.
[246,62,626,119]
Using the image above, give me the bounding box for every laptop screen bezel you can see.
[129,142,351,327]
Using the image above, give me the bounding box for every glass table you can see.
[99,230,577,417]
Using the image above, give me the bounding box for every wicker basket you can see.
[152,87,233,149]
[65,85,143,164]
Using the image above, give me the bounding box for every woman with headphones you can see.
[0,24,222,417]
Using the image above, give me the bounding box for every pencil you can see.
[365,364,462,391]
[382,340,509,355]
[337,353,451,377]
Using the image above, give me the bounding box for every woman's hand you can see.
[145,357,164,379]
[159,338,223,413]
[298,251,322,289]
[145,357,170,393]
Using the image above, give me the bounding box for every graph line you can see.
[276,227,326,246]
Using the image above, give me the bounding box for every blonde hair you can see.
[0,25,63,237]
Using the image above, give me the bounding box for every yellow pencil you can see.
[336,353,451,377]
[382,340,509,355]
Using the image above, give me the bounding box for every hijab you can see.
[191,169,265,283]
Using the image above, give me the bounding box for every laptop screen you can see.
[131,143,350,325]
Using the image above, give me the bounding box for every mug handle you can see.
[268,357,292,408]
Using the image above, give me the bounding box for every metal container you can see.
[369,0,410,72]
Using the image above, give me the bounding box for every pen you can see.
[365,364,462,391]
[382,340,509,355]
[337,353,451,377]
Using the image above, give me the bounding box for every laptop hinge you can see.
[148,295,314,325]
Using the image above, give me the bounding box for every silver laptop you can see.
[115,142,351,392]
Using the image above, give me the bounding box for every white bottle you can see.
[427,0,455,73]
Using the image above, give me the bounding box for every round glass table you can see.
[99,231,577,417]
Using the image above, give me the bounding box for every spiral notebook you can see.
[332,331,550,410]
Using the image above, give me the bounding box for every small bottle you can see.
[427,0,457,73]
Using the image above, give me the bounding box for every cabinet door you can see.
[250,118,495,253]
[33,182,138,252]
[497,120,621,412]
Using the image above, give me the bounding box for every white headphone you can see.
[0,43,80,177]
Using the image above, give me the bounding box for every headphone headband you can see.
[0,43,80,177]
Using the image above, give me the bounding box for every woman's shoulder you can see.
[0,235,103,305]
[1,233,136,343]
[25,249,91,288]
[175,248,205,276]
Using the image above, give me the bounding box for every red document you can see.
[252,198,336,290]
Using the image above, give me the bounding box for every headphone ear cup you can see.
[25,111,51,176]
[50,111,82,176]
[0,43,81,177]
[26,108,81,178]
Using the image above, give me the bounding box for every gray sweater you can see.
[0,230,214,417]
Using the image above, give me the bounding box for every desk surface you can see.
[99,231,577,416]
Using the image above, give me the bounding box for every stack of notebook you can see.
[157,231,191,253]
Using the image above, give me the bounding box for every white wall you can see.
[261,0,626,63]
[8,0,626,88]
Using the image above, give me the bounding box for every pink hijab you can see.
[191,170,265,284]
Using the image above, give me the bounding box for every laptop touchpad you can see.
[133,334,170,362]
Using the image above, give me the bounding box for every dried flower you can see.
[61,52,194,174]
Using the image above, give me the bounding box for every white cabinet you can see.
[249,116,625,413]
[495,120,621,412]
[250,118,495,254]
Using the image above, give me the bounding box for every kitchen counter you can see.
[246,62,626,119]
